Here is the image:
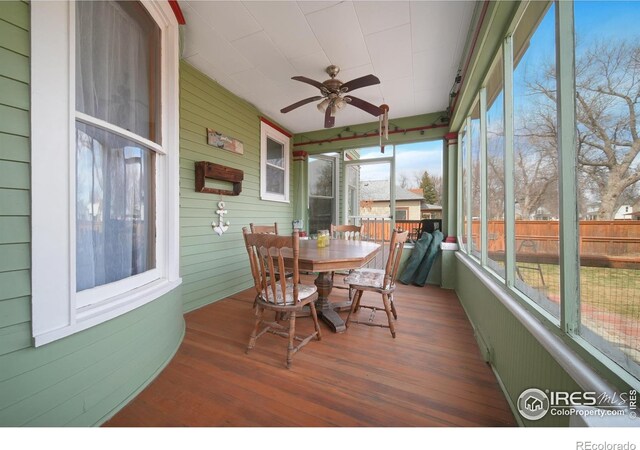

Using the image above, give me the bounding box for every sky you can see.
[356,140,443,184]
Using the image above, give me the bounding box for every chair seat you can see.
[344,268,392,291]
[260,282,317,306]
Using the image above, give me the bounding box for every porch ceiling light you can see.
[317,98,330,112]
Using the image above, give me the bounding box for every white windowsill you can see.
[33,278,182,347]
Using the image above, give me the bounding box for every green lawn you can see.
[517,263,640,319]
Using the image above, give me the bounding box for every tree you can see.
[398,173,411,189]
[418,171,439,204]
[431,174,443,206]
[526,40,640,219]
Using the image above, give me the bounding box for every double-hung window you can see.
[260,120,290,203]
[31,1,180,345]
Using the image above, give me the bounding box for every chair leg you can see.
[390,294,398,320]
[247,305,264,353]
[382,293,396,338]
[286,311,297,369]
[309,301,322,341]
[345,290,363,329]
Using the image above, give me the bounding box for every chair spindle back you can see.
[250,222,279,234]
[330,224,362,241]
[243,228,300,306]
[383,229,409,290]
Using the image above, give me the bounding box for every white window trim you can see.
[260,121,290,203]
[309,153,340,227]
[31,0,181,346]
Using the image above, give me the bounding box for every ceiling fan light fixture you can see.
[335,97,347,110]
[317,98,330,112]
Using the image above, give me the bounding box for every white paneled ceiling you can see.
[181,1,475,133]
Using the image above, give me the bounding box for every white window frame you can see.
[31,0,181,346]
[308,153,340,231]
[260,121,290,203]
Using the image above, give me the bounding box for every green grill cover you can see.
[413,230,444,286]
[398,232,433,285]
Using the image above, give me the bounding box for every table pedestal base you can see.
[314,271,347,333]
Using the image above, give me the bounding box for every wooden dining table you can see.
[294,239,381,333]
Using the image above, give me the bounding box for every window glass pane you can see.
[309,198,333,234]
[309,157,333,197]
[76,1,161,143]
[486,54,506,277]
[470,101,481,258]
[266,165,285,195]
[395,209,408,220]
[460,129,468,251]
[267,138,284,168]
[308,156,335,234]
[347,165,360,222]
[575,1,640,379]
[76,122,155,291]
[512,3,560,318]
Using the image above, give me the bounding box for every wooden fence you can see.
[470,220,640,269]
[359,218,422,242]
[359,218,640,268]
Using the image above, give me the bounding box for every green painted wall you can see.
[456,259,581,426]
[0,2,184,426]
[179,62,294,312]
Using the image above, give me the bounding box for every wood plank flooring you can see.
[105,277,515,427]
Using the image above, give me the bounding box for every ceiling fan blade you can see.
[291,76,327,92]
[340,74,380,93]
[280,96,324,114]
[324,105,335,128]
[344,95,383,116]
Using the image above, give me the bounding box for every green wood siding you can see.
[179,62,294,313]
[0,2,184,427]
[455,259,581,426]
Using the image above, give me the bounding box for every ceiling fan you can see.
[280,65,383,128]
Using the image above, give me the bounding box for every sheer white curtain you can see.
[75,1,158,291]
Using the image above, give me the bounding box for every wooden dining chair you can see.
[250,222,292,281]
[344,229,409,338]
[250,222,279,234]
[242,228,321,368]
[330,224,363,301]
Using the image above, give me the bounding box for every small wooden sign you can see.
[207,128,244,155]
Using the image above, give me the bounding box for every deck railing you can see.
[350,217,423,242]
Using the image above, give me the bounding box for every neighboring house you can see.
[420,202,443,219]
[584,204,634,220]
[407,188,443,219]
[359,180,424,220]
[616,205,633,220]
[532,207,555,221]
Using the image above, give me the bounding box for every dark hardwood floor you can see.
[105,277,516,427]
